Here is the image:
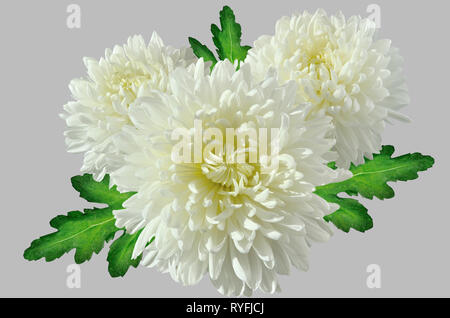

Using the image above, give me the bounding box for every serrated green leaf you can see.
[341,145,434,200]
[317,188,373,233]
[107,230,143,278]
[315,146,435,233]
[71,174,135,210]
[24,207,118,263]
[211,6,251,66]
[188,37,217,71]
[25,174,137,264]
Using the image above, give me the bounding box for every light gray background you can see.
[0,0,448,297]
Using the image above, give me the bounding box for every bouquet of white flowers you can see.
[24,6,434,296]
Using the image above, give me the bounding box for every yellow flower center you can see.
[202,160,256,188]
[198,136,260,190]
[108,70,150,102]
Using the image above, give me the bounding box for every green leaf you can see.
[188,37,217,71]
[24,207,118,263]
[71,174,135,210]
[25,174,137,264]
[316,186,373,233]
[315,146,435,233]
[107,230,145,277]
[211,6,251,66]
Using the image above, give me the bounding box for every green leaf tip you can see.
[107,230,155,278]
[188,37,217,71]
[107,230,143,278]
[71,174,135,210]
[211,6,251,66]
[188,6,251,71]
[316,145,435,233]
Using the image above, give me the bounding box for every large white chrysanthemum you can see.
[61,32,196,180]
[245,9,410,168]
[111,59,350,296]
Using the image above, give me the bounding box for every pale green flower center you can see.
[108,71,150,102]
[202,161,255,188]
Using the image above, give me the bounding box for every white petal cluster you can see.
[111,59,349,296]
[245,9,409,168]
[61,33,196,180]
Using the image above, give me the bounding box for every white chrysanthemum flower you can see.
[111,59,350,296]
[61,32,196,180]
[245,9,410,168]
